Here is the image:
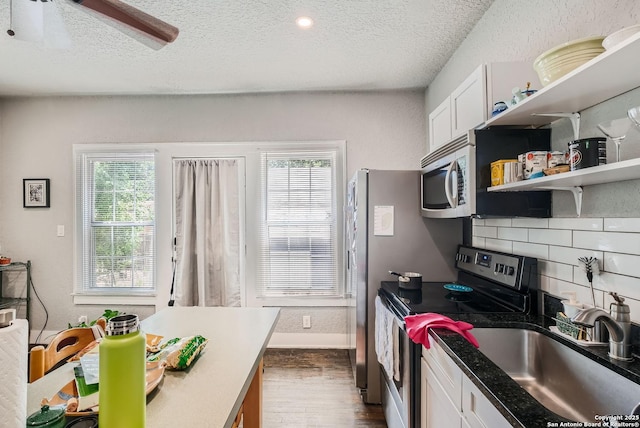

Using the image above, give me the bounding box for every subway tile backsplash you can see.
[604,218,640,233]
[472,218,640,323]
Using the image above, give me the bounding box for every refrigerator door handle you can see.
[444,159,458,208]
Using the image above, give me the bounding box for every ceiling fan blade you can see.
[72,0,179,43]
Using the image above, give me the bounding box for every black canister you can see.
[569,138,606,170]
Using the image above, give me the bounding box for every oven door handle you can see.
[444,159,458,208]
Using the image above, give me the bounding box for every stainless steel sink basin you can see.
[472,327,640,422]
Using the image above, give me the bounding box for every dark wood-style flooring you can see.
[260,349,388,427]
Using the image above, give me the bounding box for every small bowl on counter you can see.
[0,257,11,266]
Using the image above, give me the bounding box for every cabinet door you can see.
[421,358,463,428]
[451,65,486,139]
[422,342,462,410]
[428,96,452,152]
[462,375,512,428]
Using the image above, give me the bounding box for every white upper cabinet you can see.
[428,97,453,152]
[450,65,486,139]
[427,62,540,153]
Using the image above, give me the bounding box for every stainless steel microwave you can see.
[420,134,475,218]
[421,128,552,218]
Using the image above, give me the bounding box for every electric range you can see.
[379,280,516,316]
[377,245,539,428]
[380,244,538,318]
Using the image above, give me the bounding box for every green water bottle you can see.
[99,314,146,428]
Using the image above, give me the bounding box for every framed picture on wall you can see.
[23,178,50,208]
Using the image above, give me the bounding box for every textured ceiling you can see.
[0,0,495,96]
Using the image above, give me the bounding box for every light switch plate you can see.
[57,225,65,237]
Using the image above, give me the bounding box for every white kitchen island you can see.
[27,306,281,428]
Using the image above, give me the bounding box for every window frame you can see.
[72,141,346,308]
[244,141,346,307]
[73,146,158,304]
[257,151,340,298]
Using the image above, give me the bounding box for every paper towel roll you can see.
[0,318,28,428]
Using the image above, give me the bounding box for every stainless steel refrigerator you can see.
[346,169,461,404]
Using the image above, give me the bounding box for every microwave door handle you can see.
[444,160,458,208]
[451,169,458,206]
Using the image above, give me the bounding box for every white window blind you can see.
[77,152,156,293]
[258,151,339,297]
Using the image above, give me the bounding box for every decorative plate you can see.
[443,283,473,293]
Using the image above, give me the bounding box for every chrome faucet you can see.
[571,292,633,361]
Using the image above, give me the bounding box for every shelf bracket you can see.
[539,186,583,216]
[532,112,581,140]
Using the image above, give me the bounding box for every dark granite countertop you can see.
[425,312,640,427]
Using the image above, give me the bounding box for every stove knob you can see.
[507,266,515,276]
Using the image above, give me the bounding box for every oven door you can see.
[379,298,421,428]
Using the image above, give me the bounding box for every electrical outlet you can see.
[78,315,88,324]
[303,315,311,329]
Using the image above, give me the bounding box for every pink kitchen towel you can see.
[404,313,479,349]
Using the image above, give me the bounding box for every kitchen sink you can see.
[472,327,640,422]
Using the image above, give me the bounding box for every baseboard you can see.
[268,332,349,349]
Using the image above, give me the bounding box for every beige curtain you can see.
[174,159,241,307]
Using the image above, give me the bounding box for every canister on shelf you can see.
[502,160,520,184]
[569,138,606,170]
[520,151,548,179]
[547,151,568,168]
[490,159,518,186]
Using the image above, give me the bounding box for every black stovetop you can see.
[379,281,517,318]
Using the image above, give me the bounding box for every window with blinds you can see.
[77,152,156,293]
[258,151,339,297]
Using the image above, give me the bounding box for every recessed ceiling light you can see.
[296,16,314,29]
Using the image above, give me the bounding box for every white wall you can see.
[426,0,640,317]
[0,91,426,346]
[425,0,640,121]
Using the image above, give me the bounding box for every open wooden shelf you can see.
[484,32,640,127]
[487,158,640,215]
[487,157,640,191]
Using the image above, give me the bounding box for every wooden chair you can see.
[29,320,106,383]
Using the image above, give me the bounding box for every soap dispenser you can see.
[610,292,631,351]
